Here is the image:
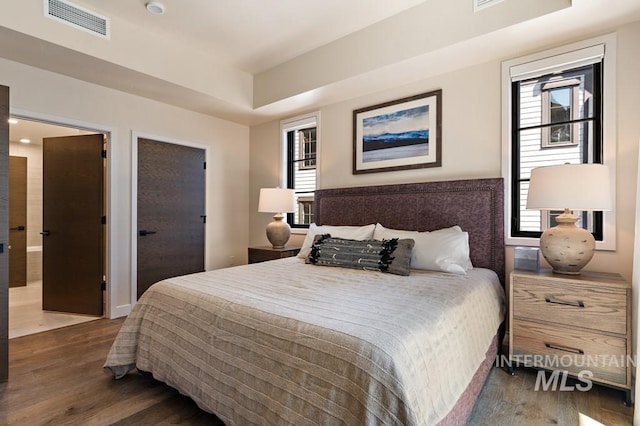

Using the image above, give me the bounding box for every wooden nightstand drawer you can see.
[512,319,628,386]
[512,275,627,335]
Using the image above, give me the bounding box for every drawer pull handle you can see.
[545,297,584,308]
[544,342,584,355]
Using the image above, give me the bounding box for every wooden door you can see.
[9,156,27,288]
[42,134,104,316]
[137,138,205,299]
[0,85,10,382]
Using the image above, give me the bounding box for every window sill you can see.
[506,236,615,251]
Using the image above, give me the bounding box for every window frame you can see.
[540,78,581,148]
[297,197,314,225]
[280,112,320,231]
[501,34,617,250]
[298,127,317,170]
[511,63,602,240]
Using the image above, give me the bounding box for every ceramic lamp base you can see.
[265,214,291,249]
[539,211,595,275]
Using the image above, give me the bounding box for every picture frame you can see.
[353,89,442,174]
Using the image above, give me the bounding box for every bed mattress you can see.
[104,257,505,425]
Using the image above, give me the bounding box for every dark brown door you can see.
[42,134,104,316]
[9,156,27,288]
[137,138,205,299]
[0,85,10,382]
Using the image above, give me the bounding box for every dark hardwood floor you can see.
[0,319,633,425]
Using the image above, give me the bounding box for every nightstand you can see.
[509,269,632,404]
[248,246,301,264]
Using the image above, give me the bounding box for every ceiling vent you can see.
[45,0,110,39]
[474,0,505,12]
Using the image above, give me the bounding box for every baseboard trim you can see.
[110,304,131,319]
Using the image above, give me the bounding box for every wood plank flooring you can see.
[470,360,633,425]
[0,319,633,425]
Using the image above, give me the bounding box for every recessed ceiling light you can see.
[19,138,31,144]
[145,1,165,15]
[8,118,18,124]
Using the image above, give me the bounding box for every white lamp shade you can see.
[258,188,296,213]
[526,163,613,211]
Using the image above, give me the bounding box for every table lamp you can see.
[526,163,612,275]
[258,188,296,249]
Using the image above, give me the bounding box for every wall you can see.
[249,61,501,247]
[249,119,284,246]
[9,141,43,282]
[250,21,640,285]
[250,54,502,248]
[0,57,250,319]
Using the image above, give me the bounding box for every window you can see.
[502,35,616,249]
[514,63,601,238]
[299,128,316,170]
[281,113,319,229]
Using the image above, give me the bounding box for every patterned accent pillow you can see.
[306,235,415,276]
[297,223,376,258]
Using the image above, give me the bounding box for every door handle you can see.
[139,230,157,236]
[40,230,51,236]
[10,225,26,231]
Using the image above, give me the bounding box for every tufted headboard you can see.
[314,178,505,286]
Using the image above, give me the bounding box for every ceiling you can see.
[2,0,640,127]
[80,0,429,75]
[9,118,93,147]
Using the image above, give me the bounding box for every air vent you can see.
[474,0,505,12]
[45,0,110,39]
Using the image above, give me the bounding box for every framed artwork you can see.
[353,89,442,174]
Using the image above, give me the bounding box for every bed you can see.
[105,177,506,425]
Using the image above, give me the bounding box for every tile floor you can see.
[9,281,100,338]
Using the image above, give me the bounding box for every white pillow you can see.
[373,223,473,274]
[298,223,376,258]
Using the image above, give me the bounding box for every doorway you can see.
[8,118,105,338]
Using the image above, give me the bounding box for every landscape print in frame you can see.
[353,89,442,174]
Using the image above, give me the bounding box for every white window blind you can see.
[510,44,604,82]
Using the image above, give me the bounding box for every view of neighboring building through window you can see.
[510,56,603,239]
[282,115,318,228]
[299,127,316,170]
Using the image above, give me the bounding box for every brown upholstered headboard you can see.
[314,178,505,285]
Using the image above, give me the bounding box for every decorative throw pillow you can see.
[373,223,472,274]
[305,235,414,276]
[297,223,376,258]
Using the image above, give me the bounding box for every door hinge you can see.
[101,281,106,291]
[101,216,107,225]
[201,215,207,224]
[203,161,206,170]
[0,243,3,254]
[102,149,107,158]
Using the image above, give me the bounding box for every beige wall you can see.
[250,21,640,284]
[1,56,250,318]
[9,141,42,282]
[9,141,42,249]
